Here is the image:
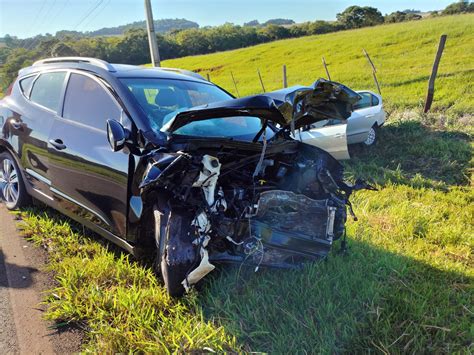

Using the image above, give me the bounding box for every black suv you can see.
[0,57,365,296]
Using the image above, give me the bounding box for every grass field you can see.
[163,14,474,116]
[12,14,474,353]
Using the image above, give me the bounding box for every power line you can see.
[25,0,58,50]
[51,0,71,27]
[73,0,105,30]
[25,0,48,38]
[34,0,58,34]
[80,0,112,32]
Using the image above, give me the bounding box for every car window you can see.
[310,119,343,129]
[353,92,372,110]
[121,78,232,131]
[19,75,37,98]
[30,72,67,112]
[63,73,121,130]
[371,94,379,106]
[171,115,274,140]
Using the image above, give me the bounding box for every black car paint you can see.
[0,63,239,253]
[0,61,363,272]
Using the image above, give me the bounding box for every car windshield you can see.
[121,77,272,140]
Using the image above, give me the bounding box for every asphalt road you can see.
[0,204,54,354]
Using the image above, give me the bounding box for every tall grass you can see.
[163,14,474,115]
[19,212,237,353]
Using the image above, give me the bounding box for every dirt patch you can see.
[19,231,84,353]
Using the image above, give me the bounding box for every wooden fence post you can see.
[424,34,447,113]
[362,48,381,95]
[283,65,287,88]
[322,57,331,81]
[230,71,240,97]
[257,69,266,92]
[206,73,210,82]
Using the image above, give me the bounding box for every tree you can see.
[336,6,384,29]
[442,1,474,15]
[244,20,260,27]
[259,24,291,41]
[51,42,78,57]
[306,20,336,34]
[385,11,422,23]
[263,18,295,26]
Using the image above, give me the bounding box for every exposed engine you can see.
[140,138,371,291]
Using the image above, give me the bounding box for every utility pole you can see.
[144,0,161,67]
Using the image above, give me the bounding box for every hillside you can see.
[163,14,474,115]
[87,18,199,36]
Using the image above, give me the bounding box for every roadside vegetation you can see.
[8,9,474,353]
[1,2,472,91]
[163,14,474,116]
[17,111,473,352]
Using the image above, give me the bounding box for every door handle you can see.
[366,114,375,118]
[49,139,67,150]
[9,118,23,130]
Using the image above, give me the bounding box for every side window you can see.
[63,73,121,130]
[19,75,37,98]
[353,92,372,110]
[371,94,379,106]
[30,72,66,112]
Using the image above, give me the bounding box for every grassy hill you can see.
[163,14,474,115]
[16,14,473,353]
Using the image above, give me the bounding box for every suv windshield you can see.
[121,78,272,140]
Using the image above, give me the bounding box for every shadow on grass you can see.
[345,120,472,188]
[384,69,474,88]
[199,238,472,353]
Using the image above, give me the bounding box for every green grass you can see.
[16,111,473,353]
[18,211,238,353]
[162,14,474,115]
[13,14,474,353]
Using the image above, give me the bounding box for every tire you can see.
[153,207,196,297]
[362,125,378,146]
[0,152,30,210]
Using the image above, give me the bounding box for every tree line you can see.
[1,2,472,92]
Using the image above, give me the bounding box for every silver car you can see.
[297,90,385,160]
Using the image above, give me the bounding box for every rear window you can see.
[19,75,36,98]
[30,72,67,112]
[372,95,379,106]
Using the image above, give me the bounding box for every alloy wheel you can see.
[0,158,19,205]
[364,127,376,146]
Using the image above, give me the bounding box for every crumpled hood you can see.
[162,78,361,133]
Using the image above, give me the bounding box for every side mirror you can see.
[106,119,128,152]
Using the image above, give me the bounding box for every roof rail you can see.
[32,57,116,72]
[155,67,205,81]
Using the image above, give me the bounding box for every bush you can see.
[442,1,474,15]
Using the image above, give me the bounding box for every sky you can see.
[0,0,455,39]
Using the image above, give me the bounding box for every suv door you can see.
[48,72,130,237]
[15,71,67,201]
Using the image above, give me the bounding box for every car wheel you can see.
[0,152,30,210]
[363,125,378,146]
[153,207,196,297]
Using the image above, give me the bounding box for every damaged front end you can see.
[138,79,374,294]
